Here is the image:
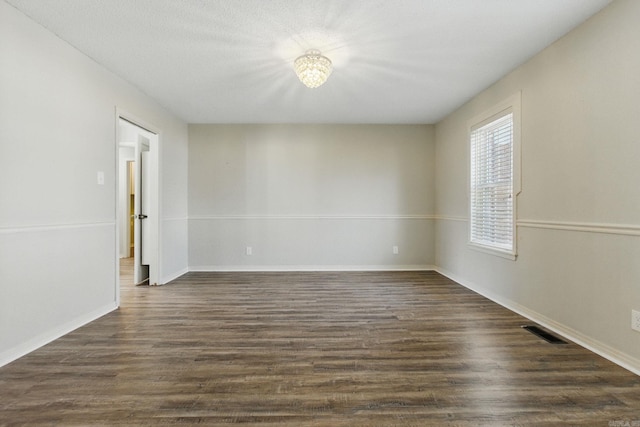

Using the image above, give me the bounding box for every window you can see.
[469,93,520,259]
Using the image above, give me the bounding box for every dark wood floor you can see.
[1,266,639,426]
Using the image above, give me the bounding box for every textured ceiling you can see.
[6,0,611,124]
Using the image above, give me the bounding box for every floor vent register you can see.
[522,325,568,344]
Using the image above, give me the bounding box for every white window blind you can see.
[470,111,514,252]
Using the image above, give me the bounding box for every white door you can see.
[140,151,151,266]
[133,135,150,285]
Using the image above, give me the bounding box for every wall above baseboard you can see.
[162,267,189,285]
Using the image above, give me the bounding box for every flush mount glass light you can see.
[294,49,332,88]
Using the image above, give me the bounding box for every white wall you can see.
[189,124,435,270]
[435,0,640,373]
[0,2,188,366]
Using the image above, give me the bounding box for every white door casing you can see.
[116,113,160,298]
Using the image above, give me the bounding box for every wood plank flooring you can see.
[1,268,639,426]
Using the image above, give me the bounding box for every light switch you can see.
[97,171,105,185]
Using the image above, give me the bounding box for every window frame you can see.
[468,92,521,260]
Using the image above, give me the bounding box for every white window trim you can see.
[467,92,521,260]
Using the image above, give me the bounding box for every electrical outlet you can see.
[632,310,640,332]
[246,246,252,256]
[392,245,399,255]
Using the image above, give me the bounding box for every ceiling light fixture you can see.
[294,49,332,88]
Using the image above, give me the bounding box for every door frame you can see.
[115,109,162,305]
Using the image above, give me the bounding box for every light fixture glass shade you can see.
[294,49,332,88]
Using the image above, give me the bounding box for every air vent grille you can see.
[522,325,568,344]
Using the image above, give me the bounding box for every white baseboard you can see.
[0,302,118,368]
[435,267,640,376]
[189,264,435,272]
[161,267,189,284]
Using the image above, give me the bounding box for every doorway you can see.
[116,115,160,302]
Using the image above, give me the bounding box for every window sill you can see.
[468,242,517,261]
